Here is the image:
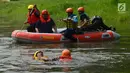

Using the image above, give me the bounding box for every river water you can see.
[0,27,130,73]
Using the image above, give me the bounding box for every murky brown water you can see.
[0,27,130,73]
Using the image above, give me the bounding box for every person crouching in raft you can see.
[24,4,40,32]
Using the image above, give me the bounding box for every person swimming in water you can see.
[59,49,72,62]
[33,49,72,62]
[32,49,72,72]
[32,51,50,62]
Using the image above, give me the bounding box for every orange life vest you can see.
[59,56,72,62]
[40,15,51,23]
[27,9,40,24]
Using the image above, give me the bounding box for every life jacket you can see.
[33,51,48,62]
[40,15,51,23]
[80,13,90,27]
[27,9,40,24]
[67,14,78,29]
[59,56,72,62]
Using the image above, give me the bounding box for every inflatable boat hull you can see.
[11,29,120,43]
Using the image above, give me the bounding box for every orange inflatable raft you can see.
[11,28,120,43]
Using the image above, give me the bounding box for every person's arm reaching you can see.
[51,18,57,33]
[35,28,39,33]
[80,19,89,28]
[53,25,57,33]
[35,20,40,33]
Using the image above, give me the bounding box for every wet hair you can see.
[36,51,43,57]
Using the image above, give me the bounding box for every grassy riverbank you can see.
[0,0,130,35]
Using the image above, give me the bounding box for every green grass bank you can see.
[0,0,130,36]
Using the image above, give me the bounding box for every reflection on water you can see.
[15,41,118,49]
[0,35,130,73]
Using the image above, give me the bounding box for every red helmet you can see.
[42,10,49,15]
[66,8,73,13]
[78,7,84,12]
[61,49,71,57]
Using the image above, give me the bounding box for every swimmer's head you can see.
[61,49,71,57]
[33,51,44,60]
